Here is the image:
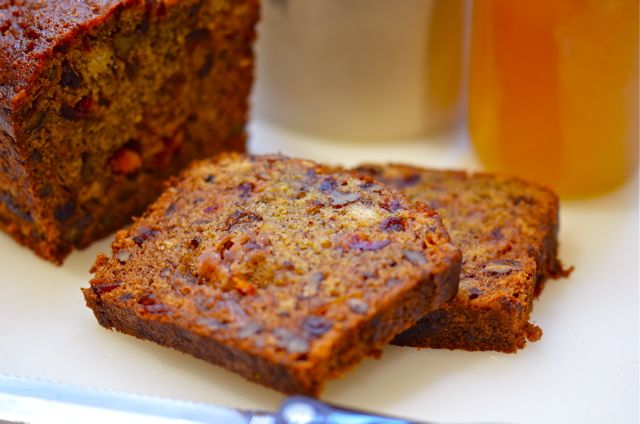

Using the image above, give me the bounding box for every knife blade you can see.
[0,375,425,424]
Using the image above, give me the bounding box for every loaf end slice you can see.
[83,154,461,394]
[356,164,571,353]
[0,0,258,263]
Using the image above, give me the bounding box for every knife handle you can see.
[275,396,424,424]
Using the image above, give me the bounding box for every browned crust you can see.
[83,286,313,394]
[534,210,573,296]
[2,1,132,117]
[83,261,460,395]
[391,307,538,352]
[0,127,66,263]
[1,0,260,125]
[0,208,69,264]
[1,1,200,116]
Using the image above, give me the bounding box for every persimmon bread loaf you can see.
[83,153,462,395]
[0,0,258,263]
[356,164,570,353]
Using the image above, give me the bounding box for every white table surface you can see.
[0,119,638,424]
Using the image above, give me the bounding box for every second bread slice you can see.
[356,164,569,352]
[83,153,461,395]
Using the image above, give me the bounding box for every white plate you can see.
[0,119,637,423]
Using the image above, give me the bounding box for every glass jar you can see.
[254,0,465,139]
[468,0,639,197]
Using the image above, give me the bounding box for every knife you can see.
[0,374,426,424]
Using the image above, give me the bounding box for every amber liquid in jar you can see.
[469,0,639,197]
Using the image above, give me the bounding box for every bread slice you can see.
[356,164,570,352]
[83,154,461,395]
